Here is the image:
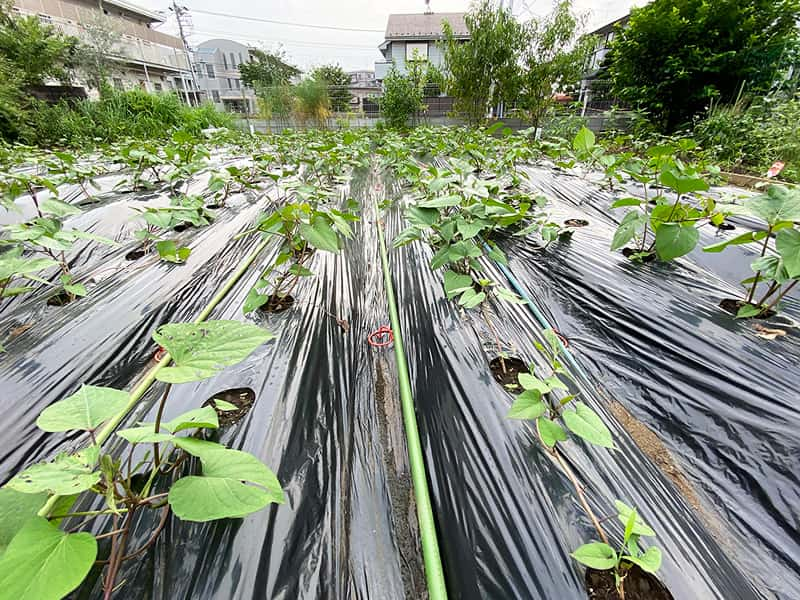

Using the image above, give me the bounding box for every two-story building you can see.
[346,70,380,111]
[12,0,198,101]
[374,12,468,82]
[578,14,630,114]
[193,39,256,114]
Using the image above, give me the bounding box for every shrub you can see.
[292,78,330,127]
[379,67,423,129]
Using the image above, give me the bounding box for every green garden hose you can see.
[375,217,449,600]
[37,236,272,518]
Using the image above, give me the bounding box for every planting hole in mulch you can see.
[206,202,223,210]
[585,564,673,600]
[125,246,147,261]
[719,298,776,319]
[489,356,527,394]
[717,221,736,231]
[621,248,657,263]
[47,291,74,307]
[565,218,589,227]
[259,294,295,313]
[203,388,256,427]
[292,246,315,261]
[172,221,193,232]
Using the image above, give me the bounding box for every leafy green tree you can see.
[310,64,351,112]
[519,1,594,129]
[0,6,79,87]
[293,77,330,126]
[607,0,800,131]
[379,66,424,128]
[443,0,528,124]
[239,48,300,90]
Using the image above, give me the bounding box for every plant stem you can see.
[152,383,172,468]
[761,280,797,315]
[755,281,781,307]
[552,447,609,545]
[747,226,772,304]
[481,302,506,374]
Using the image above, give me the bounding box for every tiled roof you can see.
[385,12,468,40]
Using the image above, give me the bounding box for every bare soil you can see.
[586,565,673,600]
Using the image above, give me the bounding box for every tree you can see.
[443,0,528,124]
[606,0,800,131]
[239,48,300,90]
[72,13,122,91]
[379,66,424,128]
[310,64,351,112]
[518,1,594,129]
[0,6,79,87]
[292,77,330,126]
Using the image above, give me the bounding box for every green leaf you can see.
[168,448,284,521]
[623,546,662,574]
[736,304,761,319]
[610,198,643,208]
[624,506,637,544]
[703,230,766,253]
[654,223,699,261]
[0,517,97,600]
[573,127,596,155]
[458,288,486,308]
[518,373,550,394]
[745,186,800,226]
[486,245,508,265]
[40,198,81,217]
[0,488,48,554]
[507,390,546,420]
[63,282,87,297]
[456,219,484,240]
[776,228,800,278]
[243,287,270,314]
[0,252,58,282]
[156,240,191,263]
[611,210,645,252]
[7,453,99,496]
[543,375,568,391]
[392,226,422,248]
[288,264,314,277]
[571,542,617,570]
[443,270,473,300]
[299,216,339,253]
[495,286,526,304]
[153,320,274,384]
[116,425,174,444]
[537,417,567,448]
[418,194,461,208]
[562,401,614,448]
[406,206,439,227]
[173,437,226,458]
[162,406,219,433]
[659,169,709,195]
[615,500,656,537]
[36,385,129,432]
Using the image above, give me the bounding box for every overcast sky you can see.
[138,0,644,72]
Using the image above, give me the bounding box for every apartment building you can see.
[12,0,198,101]
[193,39,256,113]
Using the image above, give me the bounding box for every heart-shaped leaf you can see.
[562,401,614,448]
[36,385,129,432]
[571,541,617,570]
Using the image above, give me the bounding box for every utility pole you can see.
[171,2,200,104]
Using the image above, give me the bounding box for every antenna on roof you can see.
[424,0,432,15]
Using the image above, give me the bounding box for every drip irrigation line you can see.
[375,214,448,600]
[485,242,590,382]
[37,236,273,518]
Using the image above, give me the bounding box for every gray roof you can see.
[385,12,468,40]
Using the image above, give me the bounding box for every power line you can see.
[188,8,384,33]
[189,28,379,50]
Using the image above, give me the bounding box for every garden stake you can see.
[375,216,448,600]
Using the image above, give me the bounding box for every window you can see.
[234,79,240,89]
[230,52,236,67]
[206,64,215,78]
[154,83,163,92]
[222,53,227,69]
[212,90,220,103]
[227,78,233,89]
[37,14,52,24]
[113,78,124,90]
[238,52,244,64]
[405,42,428,61]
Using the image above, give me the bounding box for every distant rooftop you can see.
[104,0,165,23]
[586,13,630,37]
[385,12,468,40]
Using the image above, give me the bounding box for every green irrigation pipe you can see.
[37,236,272,518]
[375,217,448,600]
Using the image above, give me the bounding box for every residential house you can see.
[12,0,198,101]
[578,14,630,113]
[193,39,256,113]
[346,70,380,111]
[374,11,468,82]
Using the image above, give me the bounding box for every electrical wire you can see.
[187,7,384,33]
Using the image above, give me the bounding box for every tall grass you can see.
[25,88,232,147]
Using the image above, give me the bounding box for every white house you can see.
[374,12,469,82]
[193,39,256,114]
